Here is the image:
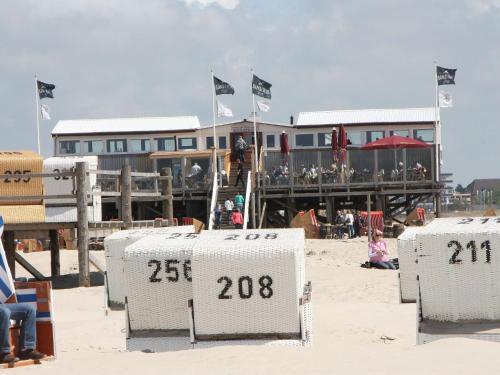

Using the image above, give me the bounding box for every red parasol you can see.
[331,128,338,162]
[361,135,430,150]
[338,124,347,162]
[280,132,290,155]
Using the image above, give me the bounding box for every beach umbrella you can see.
[331,128,338,162]
[280,131,290,165]
[280,131,290,155]
[338,124,347,162]
[361,135,429,150]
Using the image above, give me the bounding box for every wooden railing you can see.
[260,146,436,190]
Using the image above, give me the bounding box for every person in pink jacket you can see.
[231,208,243,229]
[368,229,396,269]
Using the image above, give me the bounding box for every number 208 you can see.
[217,275,273,300]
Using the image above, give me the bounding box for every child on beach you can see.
[368,229,396,269]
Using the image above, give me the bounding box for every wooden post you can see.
[435,193,442,218]
[161,167,174,225]
[76,161,90,287]
[326,197,334,224]
[3,231,15,278]
[49,229,60,277]
[367,193,372,243]
[251,192,256,229]
[121,162,132,227]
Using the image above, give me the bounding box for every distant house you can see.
[466,179,500,194]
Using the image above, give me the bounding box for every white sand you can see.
[12,238,500,374]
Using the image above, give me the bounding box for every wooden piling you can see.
[49,229,60,277]
[76,161,90,287]
[3,231,16,278]
[161,167,174,225]
[120,163,132,227]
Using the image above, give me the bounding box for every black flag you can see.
[37,80,56,99]
[436,66,457,86]
[213,76,234,95]
[252,74,272,99]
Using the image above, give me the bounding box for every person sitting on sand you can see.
[368,229,396,270]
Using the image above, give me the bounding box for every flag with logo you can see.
[436,66,457,86]
[40,104,51,120]
[257,99,271,112]
[213,76,235,95]
[252,74,272,99]
[0,217,15,303]
[439,91,453,108]
[37,80,56,99]
[217,100,233,117]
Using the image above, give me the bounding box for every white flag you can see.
[257,99,271,112]
[439,91,453,108]
[217,100,233,117]
[40,103,51,120]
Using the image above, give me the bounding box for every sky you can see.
[1,0,499,186]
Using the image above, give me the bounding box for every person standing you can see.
[345,210,354,239]
[353,211,361,238]
[234,192,244,212]
[231,208,244,229]
[224,198,233,224]
[234,135,247,162]
[335,210,345,239]
[368,230,396,269]
[214,203,222,229]
[234,159,245,188]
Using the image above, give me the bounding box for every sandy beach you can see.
[10,237,500,374]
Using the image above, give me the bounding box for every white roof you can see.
[200,119,293,129]
[52,116,200,135]
[296,108,436,126]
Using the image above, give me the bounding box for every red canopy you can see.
[331,128,338,161]
[280,132,290,155]
[338,125,347,162]
[338,124,347,149]
[361,135,429,150]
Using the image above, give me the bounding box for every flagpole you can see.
[211,70,217,148]
[34,74,41,155]
[434,62,440,182]
[211,70,218,180]
[251,69,258,174]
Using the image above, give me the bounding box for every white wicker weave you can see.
[191,229,306,339]
[43,156,98,205]
[124,232,199,331]
[397,226,424,303]
[417,217,500,323]
[104,225,195,308]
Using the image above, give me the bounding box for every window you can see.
[266,134,276,148]
[59,140,80,155]
[366,131,384,143]
[156,137,175,151]
[318,133,332,147]
[219,136,227,149]
[130,139,150,153]
[413,129,434,143]
[84,140,103,154]
[107,139,127,153]
[390,130,409,137]
[206,136,214,149]
[178,137,197,150]
[295,134,314,147]
[346,131,362,146]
